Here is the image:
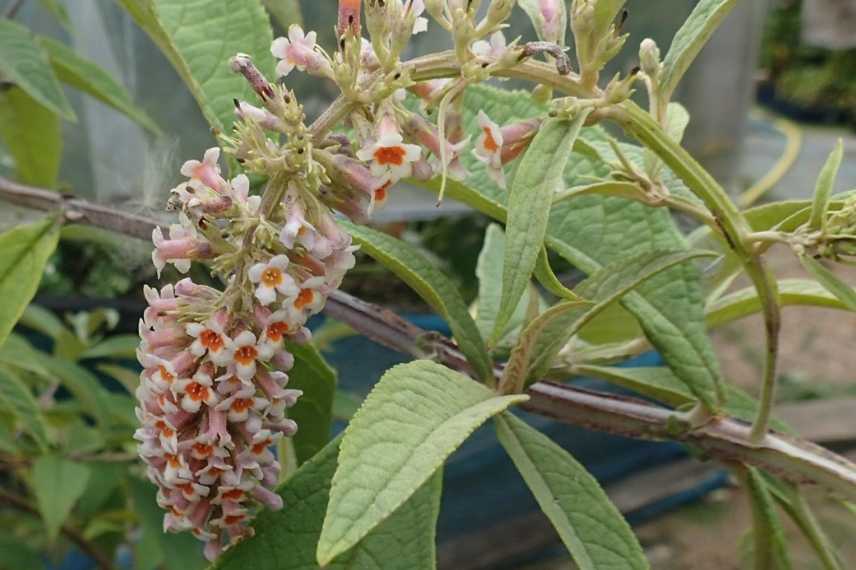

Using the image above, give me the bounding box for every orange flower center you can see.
[266,321,289,342]
[261,267,283,287]
[232,398,254,412]
[252,439,272,454]
[157,365,174,383]
[223,514,245,525]
[374,145,406,166]
[482,127,499,153]
[165,453,181,468]
[186,382,210,402]
[192,442,213,457]
[199,329,224,351]
[234,345,258,365]
[221,488,244,501]
[374,181,392,203]
[294,288,314,309]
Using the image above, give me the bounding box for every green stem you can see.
[613,101,782,423]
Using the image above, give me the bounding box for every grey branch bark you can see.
[2,174,856,500]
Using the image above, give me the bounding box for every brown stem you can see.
[1,175,855,499]
[0,489,116,570]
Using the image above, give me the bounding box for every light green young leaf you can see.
[0,334,52,378]
[19,304,66,340]
[743,467,793,570]
[798,255,856,311]
[0,217,60,348]
[215,438,442,570]
[808,139,844,232]
[317,360,526,564]
[552,180,643,205]
[0,366,49,449]
[706,278,854,328]
[80,334,139,360]
[659,0,738,100]
[533,247,578,300]
[38,37,161,135]
[665,102,691,143]
[343,221,492,380]
[284,342,335,464]
[262,0,303,29]
[577,300,643,345]
[495,412,649,570]
[41,356,116,427]
[0,87,62,187]
[119,0,276,134]
[494,112,591,344]
[0,20,75,121]
[475,224,543,343]
[31,455,91,542]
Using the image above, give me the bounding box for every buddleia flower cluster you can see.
[136,0,573,559]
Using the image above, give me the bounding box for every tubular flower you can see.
[356,115,422,182]
[472,110,506,188]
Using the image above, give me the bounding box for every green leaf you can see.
[128,477,206,570]
[495,412,649,570]
[214,439,442,570]
[743,467,792,570]
[414,84,724,419]
[527,250,719,402]
[767,480,844,570]
[31,455,91,542]
[119,0,275,133]
[38,37,161,135]
[317,360,526,564]
[96,363,138,394]
[552,180,643,204]
[0,217,60,348]
[0,20,75,121]
[0,366,49,449]
[342,221,492,380]
[19,304,66,340]
[79,334,139,360]
[262,0,303,29]
[706,278,855,328]
[475,223,541,343]
[659,0,739,99]
[284,341,335,464]
[0,537,44,570]
[0,334,52,378]
[494,112,591,344]
[664,102,691,143]
[0,87,63,187]
[808,139,844,232]
[798,255,856,311]
[41,356,116,427]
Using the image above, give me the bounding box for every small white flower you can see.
[174,371,219,413]
[230,331,263,380]
[185,313,233,366]
[471,31,507,60]
[151,224,194,278]
[248,255,298,306]
[356,116,422,182]
[472,110,506,188]
[284,276,327,322]
[270,25,332,78]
